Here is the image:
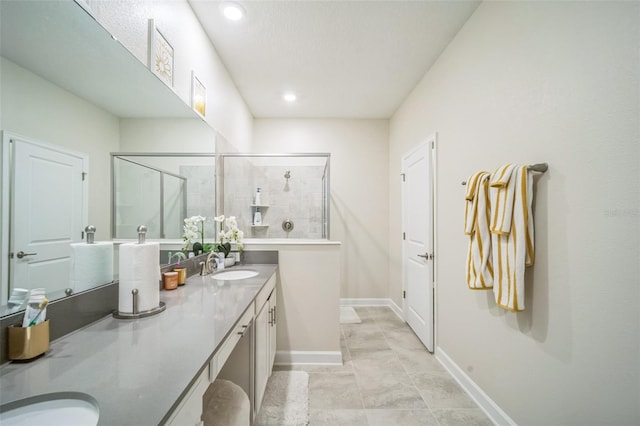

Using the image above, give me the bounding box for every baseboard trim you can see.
[340,298,404,320]
[274,350,343,366]
[436,347,516,426]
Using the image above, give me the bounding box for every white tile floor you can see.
[273,306,493,426]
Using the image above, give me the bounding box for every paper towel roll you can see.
[118,242,160,313]
[70,242,114,292]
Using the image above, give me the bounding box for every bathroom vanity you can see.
[0,264,277,425]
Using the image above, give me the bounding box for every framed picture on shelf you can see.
[147,19,174,88]
[191,71,206,118]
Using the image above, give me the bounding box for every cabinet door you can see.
[269,288,277,374]
[254,300,270,414]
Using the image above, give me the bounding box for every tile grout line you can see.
[354,306,436,425]
[373,307,445,426]
[344,308,374,425]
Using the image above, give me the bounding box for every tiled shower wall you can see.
[223,159,326,239]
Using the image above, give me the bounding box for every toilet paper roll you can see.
[118,242,160,313]
[70,242,114,292]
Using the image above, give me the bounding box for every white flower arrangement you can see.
[214,215,244,256]
[183,215,206,251]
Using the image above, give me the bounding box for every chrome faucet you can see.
[200,252,223,276]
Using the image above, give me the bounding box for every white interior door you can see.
[9,134,87,296]
[402,137,435,352]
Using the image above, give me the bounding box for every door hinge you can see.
[403,290,406,299]
[402,232,406,240]
[400,173,405,182]
[82,172,87,181]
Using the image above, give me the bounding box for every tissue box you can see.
[8,320,50,361]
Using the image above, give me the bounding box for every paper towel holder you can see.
[137,225,147,244]
[113,289,166,319]
[85,225,96,244]
[113,225,166,319]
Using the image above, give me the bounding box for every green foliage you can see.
[192,242,203,255]
[214,242,231,257]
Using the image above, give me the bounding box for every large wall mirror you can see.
[112,153,217,244]
[0,1,216,316]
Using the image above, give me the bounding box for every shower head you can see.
[284,170,291,179]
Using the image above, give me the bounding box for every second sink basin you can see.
[0,392,99,426]
[212,269,259,281]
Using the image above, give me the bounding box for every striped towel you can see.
[464,171,493,289]
[489,165,534,311]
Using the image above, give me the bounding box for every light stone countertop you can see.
[0,263,277,426]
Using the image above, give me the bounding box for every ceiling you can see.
[189,0,481,119]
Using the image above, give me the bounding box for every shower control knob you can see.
[282,219,294,232]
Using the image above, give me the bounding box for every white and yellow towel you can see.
[464,171,493,289]
[489,164,534,311]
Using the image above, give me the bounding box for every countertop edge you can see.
[0,264,278,426]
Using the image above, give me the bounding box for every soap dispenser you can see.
[254,187,262,205]
[253,207,262,226]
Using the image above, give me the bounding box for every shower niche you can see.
[219,154,330,239]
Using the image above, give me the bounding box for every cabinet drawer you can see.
[211,302,254,378]
[255,273,276,313]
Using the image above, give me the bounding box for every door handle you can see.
[417,253,433,260]
[15,251,38,259]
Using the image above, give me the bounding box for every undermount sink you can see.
[0,392,99,426]
[212,269,259,281]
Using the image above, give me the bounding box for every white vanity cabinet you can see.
[269,289,277,368]
[254,274,277,415]
[166,304,255,426]
[165,271,277,426]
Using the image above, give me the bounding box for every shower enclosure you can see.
[111,153,330,242]
[219,154,330,239]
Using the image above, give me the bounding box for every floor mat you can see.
[255,370,309,426]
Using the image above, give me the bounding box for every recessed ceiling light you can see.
[283,92,297,102]
[221,2,245,21]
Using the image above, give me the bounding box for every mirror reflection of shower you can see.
[284,170,291,192]
[112,154,216,240]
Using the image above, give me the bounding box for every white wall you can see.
[253,119,390,299]
[86,0,253,151]
[246,242,342,361]
[1,57,119,241]
[119,118,216,153]
[389,1,639,424]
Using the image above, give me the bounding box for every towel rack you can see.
[461,163,548,185]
